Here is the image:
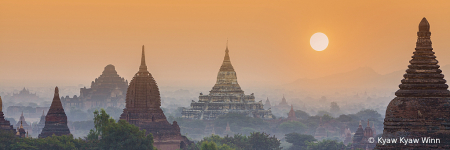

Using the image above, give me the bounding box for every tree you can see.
[248,132,282,150]
[306,140,349,150]
[87,109,155,150]
[337,114,352,122]
[278,121,307,134]
[201,141,218,150]
[294,110,310,120]
[330,102,340,114]
[285,133,316,150]
[100,120,154,150]
[355,109,382,121]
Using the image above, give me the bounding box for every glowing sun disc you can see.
[310,32,329,51]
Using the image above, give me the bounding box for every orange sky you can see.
[1,0,450,88]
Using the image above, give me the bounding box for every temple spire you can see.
[139,45,148,72]
[0,96,2,112]
[224,41,230,61]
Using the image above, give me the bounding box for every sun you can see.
[310,32,329,51]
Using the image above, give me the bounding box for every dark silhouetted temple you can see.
[39,87,71,138]
[182,44,273,120]
[120,46,191,150]
[0,96,15,132]
[375,18,450,149]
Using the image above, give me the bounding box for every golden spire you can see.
[20,121,23,129]
[16,127,20,136]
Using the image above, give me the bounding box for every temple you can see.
[182,44,272,120]
[314,117,327,140]
[353,120,375,149]
[120,46,191,150]
[15,112,31,134]
[264,98,271,109]
[32,110,46,137]
[39,87,71,138]
[9,88,41,103]
[286,105,298,121]
[0,96,15,132]
[375,18,450,149]
[61,64,128,110]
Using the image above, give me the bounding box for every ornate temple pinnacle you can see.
[54,86,59,98]
[139,45,148,72]
[416,17,432,48]
[419,17,430,32]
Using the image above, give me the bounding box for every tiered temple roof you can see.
[182,43,272,120]
[38,87,71,138]
[61,64,128,110]
[375,18,450,149]
[120,46,191,150]
[0,96,15,132]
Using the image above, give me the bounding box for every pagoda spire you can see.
[139,45,148,72]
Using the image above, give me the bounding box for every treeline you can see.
[0,109,154,150]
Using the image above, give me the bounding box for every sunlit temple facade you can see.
[182,44,272,120]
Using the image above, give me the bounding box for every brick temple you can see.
[182,44,273,120]
[375,18,450,149]
[0,96,15,132]
[39,87,71,138]
[120,46,191,150]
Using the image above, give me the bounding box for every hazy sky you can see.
[1,0,450,88]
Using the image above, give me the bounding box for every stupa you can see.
[15,112,31,133]
[32,110,46,136]
[286,105,298,121]
[39,87,71,138]
[182,43,272,119]
[0,96,15,132]
[375,18,450,149]
[120,46,191,150]
[264,97,271,110]
[314,117,327,140]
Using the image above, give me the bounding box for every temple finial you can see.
[20,121,23,129]
[42,110,45,116]
[226,38,228,51]
[367,119,370,127]
[419,17,430,32]
[139,45,148,72]
[54,86,59,98]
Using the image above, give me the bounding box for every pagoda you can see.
[353,120,375,149]
[120,46,191,150]
[32,110,46,136]
[375,18,450,149]
[15,112,31,133]
[39,87,71,138]
[286,105,298,121]
[314,117,327,140]
[264,97,271,109]
[182,43,272,120]
[0,96,15,132]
